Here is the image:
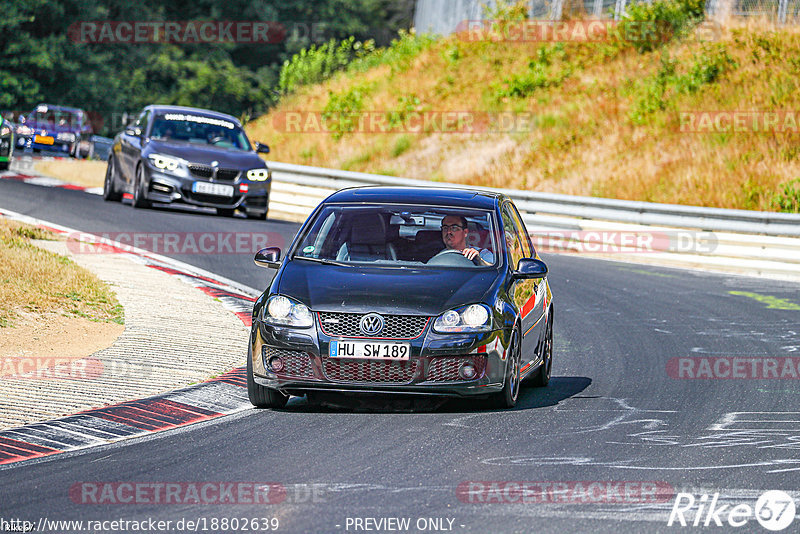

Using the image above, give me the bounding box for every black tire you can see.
[247,345,289,408]
[532,307,553,387]
[103,157,122,202]
[491,329,521,409]
[217,208,236,217]
[0,161,9,171]
[132,163,151,209]
[246,208,268,220]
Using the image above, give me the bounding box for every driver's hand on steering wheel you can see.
[461,248,479,261]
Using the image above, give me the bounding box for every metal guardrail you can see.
[268,161,800,237]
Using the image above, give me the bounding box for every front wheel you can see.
[103,157,121,201]
[491,329,521,409]
[532,307,553,387]
[247,346,289,409]
[132,163,151,209]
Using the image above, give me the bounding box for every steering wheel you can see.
[426,248,476,266]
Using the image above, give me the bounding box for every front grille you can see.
[263,347,314,378]
[317,313,428,339]
[187,192,238,205]
[216,169,239,182]
[187,164,239,182]
[322,358,416,383]
[427,356,487,382]
[188,164,213,178]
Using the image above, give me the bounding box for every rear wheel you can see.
[247,345,289,409]
[532,307,553,387]
[132,163,151,208]
[103,157,121,201]
[491,329,521,409]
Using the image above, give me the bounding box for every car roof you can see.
[144,105,241,126]
[324,186,505,209]
[32,104,85,114]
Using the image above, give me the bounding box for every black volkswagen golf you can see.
[103,105,272,218]
[248,186,554,409]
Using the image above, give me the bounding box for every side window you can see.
[509,203,533,258]
[501,205,525,270]
[136,110,151,136]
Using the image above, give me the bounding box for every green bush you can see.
[772,180,800,213]
[620,0,705,53]
[322,84,369,140]
[494,44,570,99]
[278,37,374,95]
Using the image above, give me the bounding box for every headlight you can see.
[261,295,313,328]
[246,168,270,181]
[0,126,10,137]
[57,132,76,142]
[433,304,491,333]
[17,126,33,136]
[148,154,181,172]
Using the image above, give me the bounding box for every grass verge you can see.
[0,219,124,328]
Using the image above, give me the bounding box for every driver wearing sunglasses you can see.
[440,215,494,266]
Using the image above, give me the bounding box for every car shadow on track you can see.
[276,376,592,414]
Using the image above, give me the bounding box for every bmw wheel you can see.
[132,163,151,209]
[103,157,121,202]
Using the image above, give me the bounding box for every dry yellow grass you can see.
[34,159,107,188]
[0,219,124,328]
[247,19,800,211]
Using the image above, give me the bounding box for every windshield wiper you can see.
[293,256,350,267]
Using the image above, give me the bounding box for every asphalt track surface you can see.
[1,178,799,533]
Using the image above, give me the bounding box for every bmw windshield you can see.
[292,204,498,268]
[149,112,251,151]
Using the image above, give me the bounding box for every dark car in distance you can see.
[0,115,14,170]
[103,105,272,218]
[248,186,554,409]
[24,104,93,157]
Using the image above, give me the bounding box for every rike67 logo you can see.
[668,490,796,531]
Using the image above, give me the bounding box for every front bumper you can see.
[250,316,509,398]
[142,166,270,212]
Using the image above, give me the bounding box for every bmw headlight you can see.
[57,132,76,142]
[148,154,181,172]
[261,295,313,328]
[246,168,270,182]
[433,304,491,333]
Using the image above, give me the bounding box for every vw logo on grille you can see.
[359,313,385,336]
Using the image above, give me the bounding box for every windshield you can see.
[30,108,80,129]
[292,204,498,268]
[149,112,251,150]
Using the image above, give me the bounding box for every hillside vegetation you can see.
[247,2,800,212]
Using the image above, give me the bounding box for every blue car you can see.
[25,104,93,158]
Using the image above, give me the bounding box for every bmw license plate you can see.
[192,181,233,197]
[329,340,410,360]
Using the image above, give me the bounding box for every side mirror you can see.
[254,247,281,269]
[255,142,270,154]
[513,258,548,279]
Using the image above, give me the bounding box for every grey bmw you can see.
[104,105,272,218]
